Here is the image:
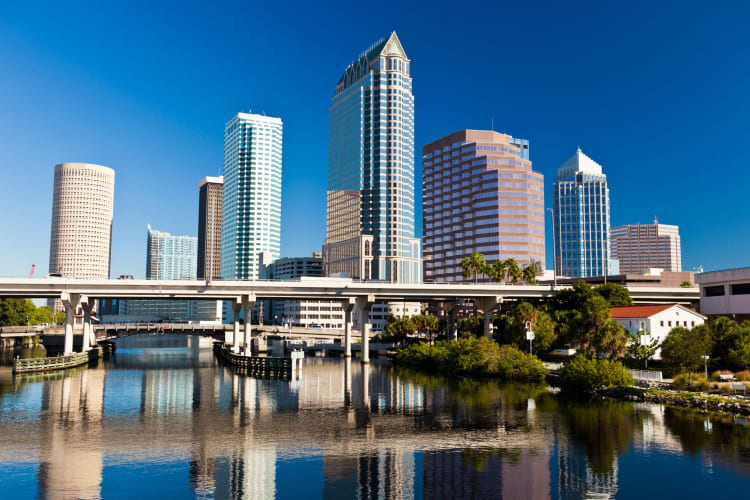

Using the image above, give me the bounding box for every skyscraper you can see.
[611,220,681,273]
[146,225,197,280]
[197,176,223,280]
[48,163,115,280]
[48,163,115,310]
[552,148,611,278]
[422,130,544,282]
[221,112,283,280]
[323,31,422,283]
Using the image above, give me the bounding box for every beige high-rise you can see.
[423,130,544,282]
[48,163,115,283]
[611,221,681,273]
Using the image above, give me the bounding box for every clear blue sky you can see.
[1,1,748,278]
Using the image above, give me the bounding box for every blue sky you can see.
[1,1,748,278]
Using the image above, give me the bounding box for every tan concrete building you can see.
[48,163,115,308]
[422,130,544,282]
[197,176,223,279]
[611,220,681,273]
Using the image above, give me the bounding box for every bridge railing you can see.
[630,369,663,382]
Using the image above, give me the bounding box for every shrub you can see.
[736,370,750,381]
[673,373,711,391]
[710,370,723,382]
[394,338,547,382]
[672,373,690,388]
[557,356,634,394]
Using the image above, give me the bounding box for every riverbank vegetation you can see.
[0,298,64,326]
[393,337,547,382]
[557,356,634,394]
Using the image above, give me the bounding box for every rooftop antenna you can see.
[491,116,494,131]
[654,216,658,224]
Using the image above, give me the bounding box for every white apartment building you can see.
[610,304,706,359]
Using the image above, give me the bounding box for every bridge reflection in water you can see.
[1,334,750,499]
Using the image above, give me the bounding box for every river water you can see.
[0,334,749,499]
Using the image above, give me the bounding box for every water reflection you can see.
[1,334,750,499]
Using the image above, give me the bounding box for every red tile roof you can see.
[609,304,684,319]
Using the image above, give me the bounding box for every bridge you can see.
[0,276,699,360]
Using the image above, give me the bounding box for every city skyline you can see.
[1,3,748,278]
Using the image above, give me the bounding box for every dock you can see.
[13,347,102,374]
[214,344,303,380]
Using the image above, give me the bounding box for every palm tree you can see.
[478,260,492,282]
[505,258,522,283]
[522,264,537,284]
[460,257,473,282]
[492,261,507,283]
[466,252,485,284]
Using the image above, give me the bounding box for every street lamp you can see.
[546,208,557,287]
[525,320,535,355]
[702,355,710,379]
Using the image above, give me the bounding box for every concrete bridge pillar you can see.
[443,301,461,341]
[356,295,375,364]
[60,292,81,355]
[81,299,95,352]
[242,294,256,354]
[231,299,242,354]
[477,296,502,339]
[341,298,356,357]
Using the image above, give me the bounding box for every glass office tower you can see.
[146,225,197,280]
[552,148,611,278]
[221,112,283,280]
[323,31,422,283]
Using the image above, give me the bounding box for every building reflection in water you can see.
[37,368,106,500]
[4,335,750,499]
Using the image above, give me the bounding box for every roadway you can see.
[0,276,699,304]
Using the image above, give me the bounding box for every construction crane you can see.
[28,264,35,278]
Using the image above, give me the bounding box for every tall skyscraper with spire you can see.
[323,31,422,283]
[552,148,611,278]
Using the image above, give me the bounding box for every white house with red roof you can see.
[609,304,706,359]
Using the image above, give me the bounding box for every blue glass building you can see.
[323,32,422,283]
[146,225,197,280]
[552,148,611,278]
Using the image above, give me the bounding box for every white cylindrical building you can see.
[48,163,115,282]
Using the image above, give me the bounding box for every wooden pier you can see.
[214,344,303,380]
[13,347,102,374]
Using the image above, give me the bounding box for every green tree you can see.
[384,317,415,343]
[461,252,486,284]
[457,316,483,338]
[708,317,737,363]
[31,306,57,325]
[661,326,712,383]
[593,319,629,359]
[522,264,537,284]
[595,283,633,306]
[553,280,595,312]
[504,258,522,283]
[680,281,693,288]
[728,323,750,370]
[491,260,506,283]
[577,294,611,351]
[623,331,660,369]
[504,302,557,353]
[412,314,440,344]
[0,298,36,326]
